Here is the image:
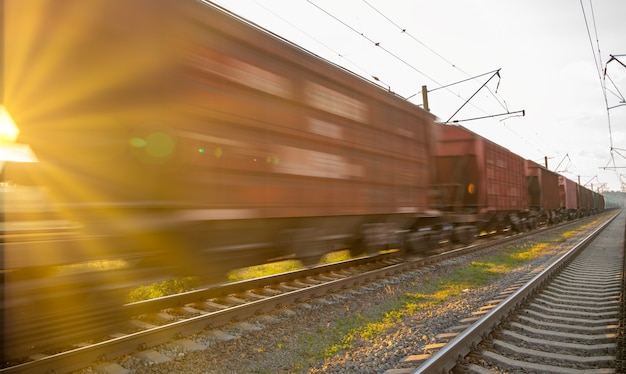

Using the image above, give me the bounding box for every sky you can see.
[210,0,626,192]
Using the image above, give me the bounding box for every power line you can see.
[580,0,620,187]
[360,1,524,129]
[360,0,515,114]
[343,1,538,161]
[361,0,467,76]
[306,0,514,127]
[305,0,444,88]
[251,0,395,92]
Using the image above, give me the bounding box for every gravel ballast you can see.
[81,221,603,374]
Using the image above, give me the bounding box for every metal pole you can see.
[421,85,429,112]
[577,175,581,217]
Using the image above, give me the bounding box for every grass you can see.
[314,260,506,358]
[126,276,200,303]
[227,260,305,282]
[227,250,354,282]
[126,250,355,302]
[320,250,354,264]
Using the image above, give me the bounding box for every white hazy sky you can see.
[211,0,626,192]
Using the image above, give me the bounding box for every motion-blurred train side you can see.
[4,0,605,281]
[4,0,437,281]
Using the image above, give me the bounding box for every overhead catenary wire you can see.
[249,0,396,93]
[306,0,509,120]
[360,1,514,113]
[305,0,444,89]
[580,0,611,123]
[580,0,620,189]
[428,70,500,93]
[325,1,516,125]
[317,1,543,169]
[361,0,467,76]
[357,0,531,146]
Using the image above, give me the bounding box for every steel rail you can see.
[413,210,620,374]
[0,233,509,373]
[1,256,408,374]
[123,251,402,316]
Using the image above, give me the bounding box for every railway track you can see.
[1,216,612,374]
[400,210,624,374]
[2,251,407,374]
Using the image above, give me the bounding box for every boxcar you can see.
[591,191,604,213]
[596,193,606,212]
[558,176,579,219]
[433,124,528,238]
[525,160,561,226]
[4,0,437,276]
[578,185,594,216]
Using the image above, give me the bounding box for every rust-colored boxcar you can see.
[4,0,437,273]
[433,124,528,232]
[559,176,579,218]
[525,160,561,225]
[578,185,594,215]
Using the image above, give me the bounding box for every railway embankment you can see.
[77,214,617,374]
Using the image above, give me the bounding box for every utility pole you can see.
[577,175,581,217]
[421,85,429,112]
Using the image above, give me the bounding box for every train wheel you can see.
[405,231,435,253]
[452,226,476,244]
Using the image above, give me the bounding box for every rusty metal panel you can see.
[434,155,479,211]
[435,125,527,213]
[484,141,527,211]
[558,176,578,209]
[525,160,560,211]
[434,125,480,212]
[579,186,593,210]
[171,2,439,219]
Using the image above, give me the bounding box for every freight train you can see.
[2,0,608,359]
[4,0,604,283]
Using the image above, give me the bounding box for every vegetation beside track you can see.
[228,250,353,282]
[126,250,353,302]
